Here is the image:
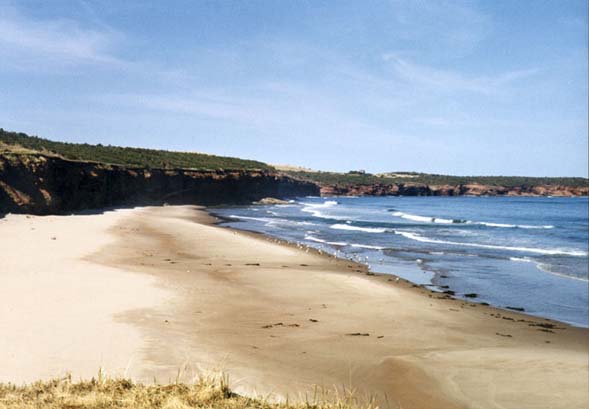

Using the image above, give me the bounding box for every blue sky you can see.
[0,0,587,176]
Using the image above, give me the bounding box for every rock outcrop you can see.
[0,153,319,215]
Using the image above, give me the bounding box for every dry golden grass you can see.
[0,372,378,409]
[0,142,60,157]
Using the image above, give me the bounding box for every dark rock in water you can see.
[506,306,525,312]
[464,293,478,298]
[443,290,455,296]
[253,197,290,205]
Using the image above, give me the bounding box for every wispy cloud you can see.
[383,55,538,96]
[0,4,122,66]
[389,0,491,56]
[105,85,405,145]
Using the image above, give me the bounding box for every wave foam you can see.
[304,235,348,246]
[391,211,457,224]
[301,201,347,220]
[536,263,589,282]
[394,230,587,256]
[229,215,272,223]
[350,243,385,250]
[479,221,554,229]
[330,224,387,233]
[230,215,316,227]
[304,235,383,250]
[391,211,554,229]
[509,256,533,262]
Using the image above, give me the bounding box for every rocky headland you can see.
[319,182,589,197]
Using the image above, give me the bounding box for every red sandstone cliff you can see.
[319,182,588,197]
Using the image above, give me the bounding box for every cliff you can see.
[319,182,589,197]
[0,153,319,215]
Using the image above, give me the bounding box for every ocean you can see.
[213,196,589,327]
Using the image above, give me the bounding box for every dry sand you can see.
[0,209,169,383]
[1,205,587,408]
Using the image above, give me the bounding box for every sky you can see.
[0,0,587,176]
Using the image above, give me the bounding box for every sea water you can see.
[213,196,589,327]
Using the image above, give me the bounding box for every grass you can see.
[0,372,378,409]
[0,128,272,171]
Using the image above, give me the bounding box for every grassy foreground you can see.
[0,374,374,409]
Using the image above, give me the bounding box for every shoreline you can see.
[211,198,589,329]
[210,208,589,328]
[1,205,587,408]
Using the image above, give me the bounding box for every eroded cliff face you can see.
[2,153,586,216]
[320,182,589,197]
[0,153,319,215]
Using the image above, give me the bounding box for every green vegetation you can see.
[0,129,272,171]
[283,170,589,188]
[0,374,374,409]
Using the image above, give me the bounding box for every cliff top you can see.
[0,129,272,172]
[282,170,589,188]
[2,128,588,189]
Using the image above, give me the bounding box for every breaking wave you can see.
[304,234,348,246]
[391,211,553,229]
[301,201,348,220]
[229,215,316,226]
[330,224,387,233]
[394,230,587,256]
[304,235,384,250]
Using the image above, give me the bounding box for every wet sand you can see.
[1,205,587,408]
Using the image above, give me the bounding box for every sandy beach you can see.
[1,205,587,409]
